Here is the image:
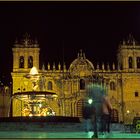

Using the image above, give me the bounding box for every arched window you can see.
[80,79,85,90]
[128,57,133,68]
[19,56,24,68]
[137,57,140,69]
[48,81,53,90]
[110,81,116,90]
[28,56,33,68]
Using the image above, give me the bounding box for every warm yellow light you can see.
[53,94,58,98]
[127,110,130,114]
[39,103,42,108]
[29,67,38,75]
[29,114,33,117]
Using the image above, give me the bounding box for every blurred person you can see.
[101,94,112,134]
[84,84,105,138]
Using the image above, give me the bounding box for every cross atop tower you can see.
[23,33,31,46]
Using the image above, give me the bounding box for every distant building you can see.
[11,33,140,123]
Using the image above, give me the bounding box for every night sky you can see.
[0,1,140,85]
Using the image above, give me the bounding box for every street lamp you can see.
[127,110,130,114]
[88,98,93,104]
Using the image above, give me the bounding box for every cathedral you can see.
[11,34,140,124]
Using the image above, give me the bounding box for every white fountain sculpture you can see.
[27,66,39,91]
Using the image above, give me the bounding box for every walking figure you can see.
[101,94,112,134]
[88,84,104,138]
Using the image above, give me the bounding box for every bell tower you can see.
[117,34,140,71]
[11,33,40,116]
[12,33,40,72]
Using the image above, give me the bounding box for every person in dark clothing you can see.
[82,98,101,138]
[90,106,98,138]
[85,84,111,138]
[89,85,104,138]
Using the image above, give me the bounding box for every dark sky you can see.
[0,1,140,85]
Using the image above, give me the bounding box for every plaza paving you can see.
[0,117,140,138]
[0,131,140,138]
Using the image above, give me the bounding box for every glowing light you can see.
[29,114,33,117]
[52,112,55,115]
[29,67,38,75]
[88,98,93,104]
[127,110,130,114]
[53,94,58,98]
[39,103,42,108]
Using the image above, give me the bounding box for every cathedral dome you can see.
[69,50,94,76]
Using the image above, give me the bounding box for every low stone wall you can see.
[0,122,84,132]
[0,117,126,132]
[0,116,83,132]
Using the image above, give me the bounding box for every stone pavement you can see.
[0,131,140,138]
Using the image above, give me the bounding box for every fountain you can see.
[12,66,57,117]
[0,66,80,132]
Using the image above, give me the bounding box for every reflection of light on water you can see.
[30,67,38,75]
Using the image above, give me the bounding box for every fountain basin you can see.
[12,91,58,116]
[12,91,57,102]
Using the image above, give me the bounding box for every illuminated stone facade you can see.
[0,85,11,117]
[11,34,140,123]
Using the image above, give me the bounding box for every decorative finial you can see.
[97,63,99,69]
[83,53,86,59]
[63,62,66,71]
[127,33,136,45]
[47,63,50,70]
[122,40,125,45]
[58,62,61,70]
[34,38,38,44]
[77,53,79,58]
[80,49,83,57]
[117,64,120,71]
[102,62,105,70]
[15,38,18,44]
[107,63,110,70]
[133,40,136,46]
[53,62,56,70]
[42,64,45,71]
[23,33,31,46]
[24,33,30,39]
[112,63,115,70]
